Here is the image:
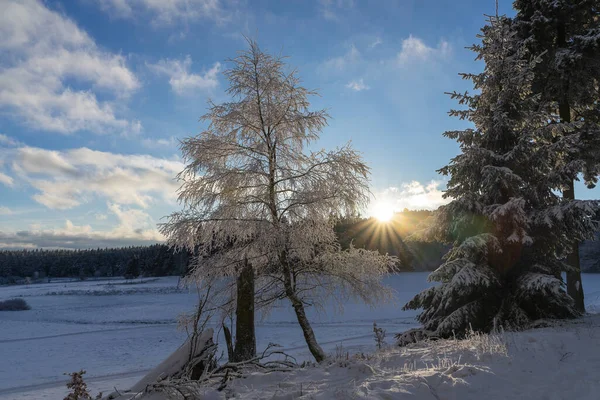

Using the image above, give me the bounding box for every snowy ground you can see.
[2,273,600,399]
[0,273,431,399]
[222,314,600,400]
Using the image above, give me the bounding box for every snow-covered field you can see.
[0,273,431,399]
[223,314,600,400]
[2,272,600,399]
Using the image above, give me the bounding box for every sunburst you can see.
[372,203,395,222]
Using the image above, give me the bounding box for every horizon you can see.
[0,208,432,251]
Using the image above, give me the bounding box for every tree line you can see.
[0,245,190,283]
[3,209,597,284]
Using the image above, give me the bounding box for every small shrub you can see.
[373,322,386,350]
[64,370,102,400]
[328,343,351,366]
[463,326,509,358]
[0,298,31,311]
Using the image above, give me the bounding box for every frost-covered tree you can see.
[161,39,395,362]
[513,0,600,312]
[400,15,599,342]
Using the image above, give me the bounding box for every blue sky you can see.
[0,0,598,249]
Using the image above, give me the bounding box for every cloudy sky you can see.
[1,0,598,250]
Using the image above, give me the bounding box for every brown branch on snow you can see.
[136,343,298,397]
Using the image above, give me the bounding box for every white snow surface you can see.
[224,316,600,400]
[2,273,600,399]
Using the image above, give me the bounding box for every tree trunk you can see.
[557,21,585,313]
[564,181,585,313]
[232,261,256,362]
[287,289,326,362]
[223,323,235,361]
[281,259,326,362]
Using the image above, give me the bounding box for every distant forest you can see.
[0,244,191,283]
[2,209,598,283]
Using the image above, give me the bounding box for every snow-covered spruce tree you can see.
[513,0,600,312]
[399,15,599,344]
[161,39,395,363]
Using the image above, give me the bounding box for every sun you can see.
[372,203,395,222]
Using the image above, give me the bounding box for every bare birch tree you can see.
[161,39,395,363]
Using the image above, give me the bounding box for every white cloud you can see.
[95,213,108,221]
[370,37,383,48]
[18,147,78,176]
[321,44,360,72]
[6,145,184,210]
[97,0,226,26]
[0,207,13,215]
[107,203,163,240]
[142,136,179,149]
[97,0,133,18]
[149,56,220,95]
[346,79,370,91]
[397,35,451,65]
[130,120,143,136]
[0,204,164,249]
[0,0,141,135]
[0,242,38,249]
[0,172,14,187]
[318,0,355,21]
[0,134,21,147]
[31,188,81,210]
[0,143,169,247]
[318,35,453,89]
[370,181,449,215]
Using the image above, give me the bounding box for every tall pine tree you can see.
[399,14,599,344]
[513,0,600,312]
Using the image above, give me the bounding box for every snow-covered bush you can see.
[373,322,386,350]
[63,370,101,400]
[462,328,508,359]
[331,343,350,366]
[0,298,30,311]
[402,14,599,341]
